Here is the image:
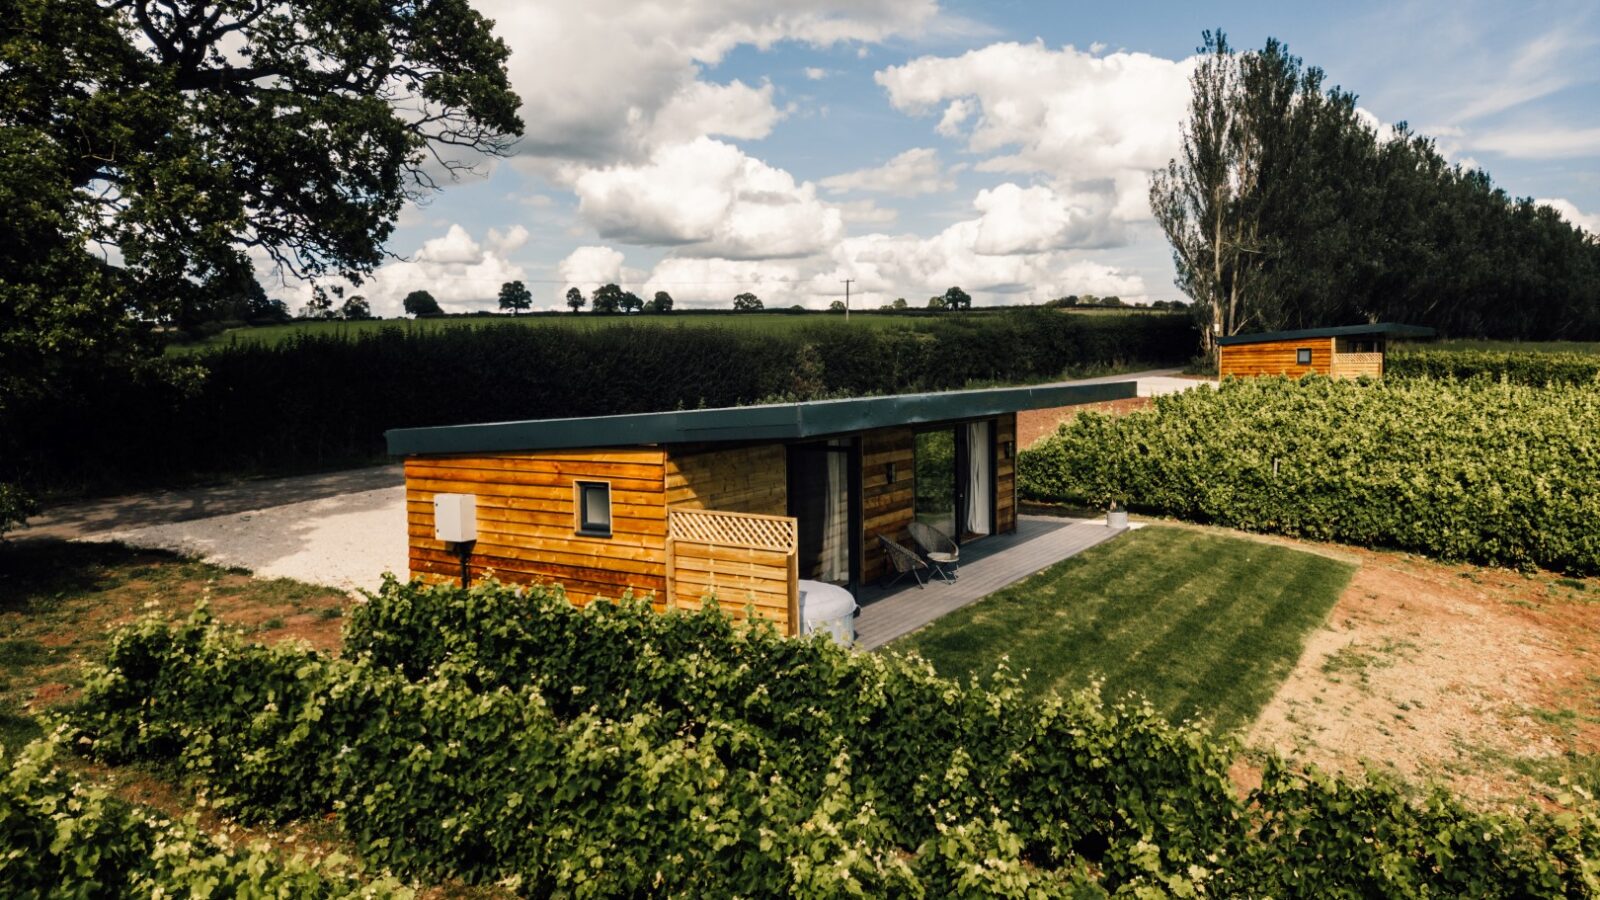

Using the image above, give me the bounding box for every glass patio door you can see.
[915,421,995,543]
[913,429,957,536]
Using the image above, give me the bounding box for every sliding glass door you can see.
[914,421,995,542]
[913,429,957,535]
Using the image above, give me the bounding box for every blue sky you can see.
[292,0,1600,316]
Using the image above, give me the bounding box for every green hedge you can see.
[1020,376,1600,573]
[0,736,405,897]
[9,311,1194,493]
[62,580,1600,896]
[1390,348,1600,385]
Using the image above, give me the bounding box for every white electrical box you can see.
[433,493,477,543]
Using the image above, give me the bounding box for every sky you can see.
[272,0,1600,316]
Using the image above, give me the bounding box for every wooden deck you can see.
[853,515,1128,650]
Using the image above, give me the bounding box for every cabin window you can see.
[1296,348,1312,365]
[575,481,612,536]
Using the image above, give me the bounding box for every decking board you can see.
[853,515,1128,650]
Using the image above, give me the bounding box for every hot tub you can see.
[798,579,857,647]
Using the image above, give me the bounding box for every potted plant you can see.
[1105,496,1129,529]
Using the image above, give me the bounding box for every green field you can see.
[895,526,1355,734]
[169,306,1175,354]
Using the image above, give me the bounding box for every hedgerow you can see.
[62,579,1600,896]
[0,734,405,897]
[11,311,1193,493]
[1389,348,1600,385]
[1019,376,1600,573]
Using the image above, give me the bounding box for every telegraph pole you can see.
[841,278,853,322]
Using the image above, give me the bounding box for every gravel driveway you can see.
[26,466,409,594]
[83,486,408,594]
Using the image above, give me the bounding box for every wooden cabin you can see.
[1216,323,1434,379]
[385,382,1134,635]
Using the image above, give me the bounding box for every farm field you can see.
[170,306,1176,354]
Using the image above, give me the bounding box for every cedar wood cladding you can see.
[1218,336,1336,378]
[406,449,668,607]
[1218,336,1388,379]
[406,414,1017,612]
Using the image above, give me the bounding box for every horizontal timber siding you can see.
[405,448,668,606]
[1218,337,1335,378]
[664,444,787,514]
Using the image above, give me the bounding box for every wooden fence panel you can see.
[667,508,799,635]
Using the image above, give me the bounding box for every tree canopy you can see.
[943,286,972,310]
[498,281,532,315]
[0,0,523,532]
[565,287,585,312]
[1152,31,1600,350]
[648,291,674,313]
[733,292,763,312]
[591,283,623,314]
[403,290,444,317]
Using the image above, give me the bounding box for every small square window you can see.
[575,481,612,536]
[1296,348,1312,365]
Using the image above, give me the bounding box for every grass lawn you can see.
[894,525,1356,734]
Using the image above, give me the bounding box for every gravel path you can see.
[82,485,409,594]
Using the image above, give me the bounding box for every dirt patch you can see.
[0,540,350,724]
[1236,531,1600,808]
[1016,397,1153,448]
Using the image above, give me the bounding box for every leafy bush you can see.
[63,580,1600,896]
[1019,376,1600,573]
[1390,348,1600,385]
[13,311,1194,493]
[0,735,403,897]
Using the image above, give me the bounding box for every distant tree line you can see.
[1152,32,1600,352]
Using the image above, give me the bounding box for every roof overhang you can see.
[385,380,1138,456]
[1215,323,1436,346]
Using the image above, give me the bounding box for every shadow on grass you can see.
[0,539,184,614]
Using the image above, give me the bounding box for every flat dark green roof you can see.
[385,381,1138,456]
[1215,323,1435,346]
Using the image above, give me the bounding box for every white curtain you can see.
[819,447,850,582]
[965,421,992,536]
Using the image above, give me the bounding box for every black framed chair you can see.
[908,521,960,583]
[878,534,929,589]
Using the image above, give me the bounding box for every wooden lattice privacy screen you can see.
[666,508,800,635]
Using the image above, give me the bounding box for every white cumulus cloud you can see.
[268,224,527,317]
[970,183,1123,254]
[573,137,843,259]
[557,245,628,297]
[480,0,941,166]
[820,147,955,196]
[875,41,1194,227]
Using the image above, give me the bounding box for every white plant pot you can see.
[1106,508,1129,529]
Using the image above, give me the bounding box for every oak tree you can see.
[0,0,523,531]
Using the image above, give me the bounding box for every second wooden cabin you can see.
[1217,323,1434,379]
